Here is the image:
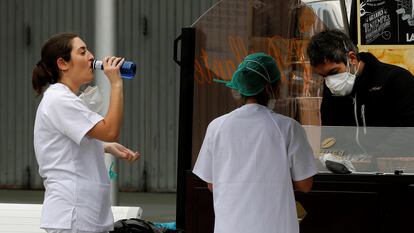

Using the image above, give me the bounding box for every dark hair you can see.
[32,33,78,95]
[306,29,358,67]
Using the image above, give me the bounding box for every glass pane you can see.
[302,0,349,35]
[189,0,349,166]
[304,126,414,174]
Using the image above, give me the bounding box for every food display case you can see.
[174,0,414,232]
[298,126,414,233]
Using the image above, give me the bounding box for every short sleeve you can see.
[46,92,103,145]
[193,124,214,183]
[288,121,317,181]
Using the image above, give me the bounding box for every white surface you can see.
[0,203,142,233]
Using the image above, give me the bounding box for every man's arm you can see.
[207,183,213,192]
[293,177,313,193]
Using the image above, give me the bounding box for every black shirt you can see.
[321,52,414,127]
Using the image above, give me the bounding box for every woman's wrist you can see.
[111,80,123,89]
[103,143,110,153]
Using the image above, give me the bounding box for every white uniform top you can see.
[34,83,113,232]
[193,103,317,233]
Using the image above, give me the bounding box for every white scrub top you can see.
[34,83,113,232]
[193,103,317,233]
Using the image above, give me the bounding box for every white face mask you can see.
[325,60,360,96]
[79,85,104,113]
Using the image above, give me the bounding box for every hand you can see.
[104,142,140,162]
[102,56,124,85]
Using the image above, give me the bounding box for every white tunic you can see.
[193,103,317,233]
[34,83,113,232]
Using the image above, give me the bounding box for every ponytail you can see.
[31,33,78,95]
[32,61,58,95]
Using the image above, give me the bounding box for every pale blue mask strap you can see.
[343,41,348,51]
[244,59,271,82]
[213,78,230,84]
[109,161,118,180]
[213,58,272,84]
[245,66,269,83]
[245,60,277,100]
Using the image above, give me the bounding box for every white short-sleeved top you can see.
[34,83,113,232]
[193,103,317,233]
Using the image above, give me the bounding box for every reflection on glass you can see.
[344,0,352,24]
[188,0,414,175]
[302,0,349,35]
[189,0,352,167]
[304,126,414,174]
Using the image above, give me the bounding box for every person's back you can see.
[193,53,317,233]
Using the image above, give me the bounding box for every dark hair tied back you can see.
[32,33,78,95]
[32,60,56,95]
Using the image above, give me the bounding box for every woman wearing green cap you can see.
[193,53,317,233]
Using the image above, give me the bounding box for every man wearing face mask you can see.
[307,29,414,127]
[305,30,414,233]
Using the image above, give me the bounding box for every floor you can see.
[0,189,176,223]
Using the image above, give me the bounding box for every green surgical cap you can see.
[225,53,281,96]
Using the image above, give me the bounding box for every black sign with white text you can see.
[360,0,414,45]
